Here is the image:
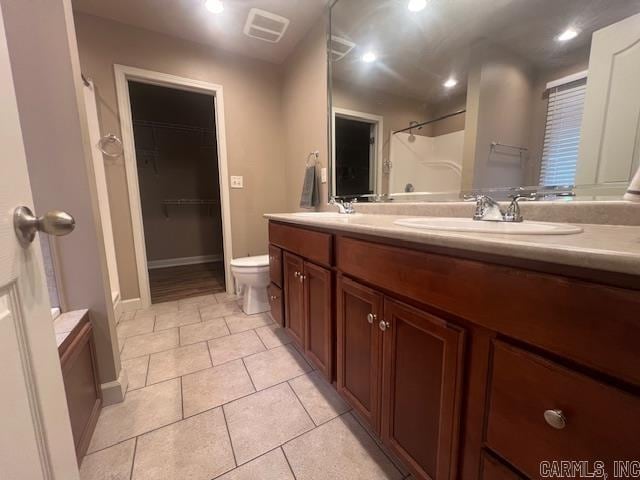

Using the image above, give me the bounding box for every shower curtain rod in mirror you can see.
[393,109,466,135]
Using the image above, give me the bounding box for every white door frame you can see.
[332,107,384,195]
[114,65,234,307]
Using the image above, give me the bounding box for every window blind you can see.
[538,77,587,187]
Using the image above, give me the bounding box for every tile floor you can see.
[81,293,409,480]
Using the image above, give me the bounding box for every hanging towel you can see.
[624,164,640,202]
[300,164,319,209]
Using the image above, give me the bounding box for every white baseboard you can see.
[101,368,128,406]
[147,254,223,270]
[121,298,142,312]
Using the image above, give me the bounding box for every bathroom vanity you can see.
[266,214,640,480]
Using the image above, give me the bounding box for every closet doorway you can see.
[116,66,233,307]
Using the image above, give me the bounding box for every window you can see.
[539,75,587,187]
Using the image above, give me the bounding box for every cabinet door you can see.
[283,252,305,348]
[267,283,284,326]
[268,244,283,287]
[303,262,333,380]
[337,275,383,433]
[381,298,465,480]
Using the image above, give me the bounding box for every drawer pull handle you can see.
[367,313,376,324]
[544,409,567,430]
[270,295,278,301]
[379,320,391,331]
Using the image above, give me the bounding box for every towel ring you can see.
[97,133,123,158]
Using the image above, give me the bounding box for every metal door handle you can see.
[14,206,75,246]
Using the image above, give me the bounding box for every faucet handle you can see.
[504,193,535,222]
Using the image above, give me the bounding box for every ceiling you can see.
[331,0,640,104]
[72,0,329,64]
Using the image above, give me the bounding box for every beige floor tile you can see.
[225,313,273,334]
[182,359,255,417]
[283,413,403,480]
[217,448,294,480]
[180,317,229,345]
[146,342,212,385]
[155,308,201,331]
[255,324,292,349]
[149,301,179,314]
[215,292,241,304]
[200,301,242,321]
[122,356,149,391]
[133,308,156,320]
[80,438,135,480]
[119,310,136,323]
[178,293,217,310]
[207,330,265,366]
[88,379,182,452]
[132,408,235,480]
[289,371,350,425]
[243,344,312,391]
[117,316,154,341]
[224,383,314,464]
[120,329,179,360]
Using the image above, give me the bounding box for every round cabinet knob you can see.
[544,409,567,430]
[293,271,300,278]
[379,320,390,332]
[366,313,376,324]
[270,295,277,301]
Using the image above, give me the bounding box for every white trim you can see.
[100,368,128,406]
[147,254,223,270]
[120,297,143,313]
[546,70,588,90]
[114,65,234,309]
[332,107,384,195]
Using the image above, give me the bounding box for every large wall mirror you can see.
[328,0,640,201]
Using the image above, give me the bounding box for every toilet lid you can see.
[230,255,270,268]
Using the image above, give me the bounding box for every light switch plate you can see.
[321,167,327,184]
[230,176,243,188]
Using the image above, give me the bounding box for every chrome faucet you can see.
[329,197,358,214]
[470,194,533,222]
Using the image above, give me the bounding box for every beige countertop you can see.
[264,213,640,277]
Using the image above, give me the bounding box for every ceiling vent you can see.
[243,8,290,43]
[330,35,356,61]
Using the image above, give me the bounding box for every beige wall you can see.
[281,19,329,211]
[74,13,288,300]
[4,1,120,384]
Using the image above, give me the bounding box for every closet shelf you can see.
[162,199,219,218]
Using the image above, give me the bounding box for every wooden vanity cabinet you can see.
[337,276,383,433]
[282,250,333,379]
[382,298,465,480]
[283,252,305,347]
[269,220,640,480]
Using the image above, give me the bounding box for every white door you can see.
[576,12,640,186]
[0,6,80,480]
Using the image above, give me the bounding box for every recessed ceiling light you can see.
[443,77,457,88]
[557,28,579,42]
[205,0,224,14]
[408,0,427,12]
[362,51,377,63]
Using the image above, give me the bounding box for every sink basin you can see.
[393,217,583,235]
[292,212,362,218]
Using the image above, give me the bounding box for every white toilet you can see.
[230,255,270,315]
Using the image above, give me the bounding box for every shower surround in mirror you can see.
[329,0,640,201]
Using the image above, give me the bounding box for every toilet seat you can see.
[230,255,269,268]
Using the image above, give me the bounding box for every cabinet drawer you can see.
[269,222,332,267]
[486,341,640,479]
[336,235,640,386]
[268,283,283,326]
[480,453,524,480]
[269,245,283,287]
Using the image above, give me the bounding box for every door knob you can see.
[367,313,376,324]
[14,206,75,247]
